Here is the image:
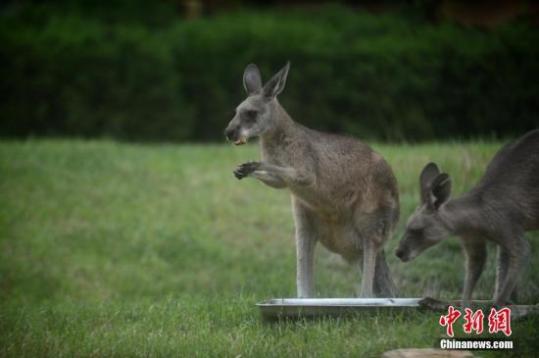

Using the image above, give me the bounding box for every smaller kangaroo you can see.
[396,129,539,306]
[224,62,399,298]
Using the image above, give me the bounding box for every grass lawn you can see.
[1,139,538,357]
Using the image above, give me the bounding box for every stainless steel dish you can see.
[257,298,424,320]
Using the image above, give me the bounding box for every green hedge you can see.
[1,5,538,142]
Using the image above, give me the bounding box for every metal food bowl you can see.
[257,298,424,320]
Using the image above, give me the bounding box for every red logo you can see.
[463,308,484,334]
[488,307,512,337]
[439,306,511,337]
[439,305,462,337]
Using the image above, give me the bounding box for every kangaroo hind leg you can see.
[374,249,396,297]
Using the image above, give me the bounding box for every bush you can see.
[1,5,538,142]
[0,13,190,141]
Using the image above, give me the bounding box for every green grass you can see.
[1,139,538,357]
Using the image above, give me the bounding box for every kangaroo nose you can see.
[395,249,405,259]
[224,127,236,141]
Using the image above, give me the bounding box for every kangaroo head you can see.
[396,162,453,262]
[224,62,290,145]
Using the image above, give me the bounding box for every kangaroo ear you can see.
[420,162,440,204]
[263,61,290,99]
[243,63,262,95]
[430,173,451,209]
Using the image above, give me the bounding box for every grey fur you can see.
[396,129,539,305]
[225,62,399,298]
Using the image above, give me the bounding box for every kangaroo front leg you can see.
[494,238,529,306]
[461,239,487,305]
[360,238,377,298]
[494,246,509,301]
[234,161,313,188]
[493,246,521,303]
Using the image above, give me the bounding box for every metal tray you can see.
[257,298,424,320]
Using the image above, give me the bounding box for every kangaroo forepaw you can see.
[234,161,261,180]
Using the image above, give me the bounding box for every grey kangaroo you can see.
[224,62,399,298]
[396,129,539,306]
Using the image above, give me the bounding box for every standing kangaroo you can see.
[396,129,539,305]
[224,62,399,298]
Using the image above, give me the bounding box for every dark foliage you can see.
[1,4,538,142]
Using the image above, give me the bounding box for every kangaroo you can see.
[395,129,539,305]
[224,62,399,298]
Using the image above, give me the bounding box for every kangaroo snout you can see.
[224,126,237,141]
[224,126,245,145]
[395,236,414,262]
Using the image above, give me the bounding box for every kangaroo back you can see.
[475,129,539,228]
[480,130,539,186]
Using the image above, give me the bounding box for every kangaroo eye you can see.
[409,228,423,236]
[243,110,258,123]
